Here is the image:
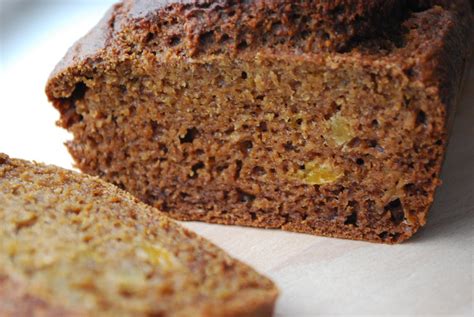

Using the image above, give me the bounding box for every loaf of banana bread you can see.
[46,0,473,243]
[0,153,277,316]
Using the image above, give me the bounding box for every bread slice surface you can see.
[0,153,277,317]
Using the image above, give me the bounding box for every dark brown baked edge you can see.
[125,0,404,54]
[46,0,406,96]
[45,0,473,117]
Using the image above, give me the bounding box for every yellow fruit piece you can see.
[297,160,343,185]
[141,244,176,269]
[329,113,354,146]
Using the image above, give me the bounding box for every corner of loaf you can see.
[46,0,473,244]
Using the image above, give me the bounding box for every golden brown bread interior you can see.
[46,0,473,243]
[0,153,278,317]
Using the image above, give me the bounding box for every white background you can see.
[0,1,473,316]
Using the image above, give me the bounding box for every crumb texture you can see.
[0,153,277,317]
[46,1,473,243]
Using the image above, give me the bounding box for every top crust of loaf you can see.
[0,153,278,316]
[127,0,402,52]
[46,0,404,93]
[46,0,473,116]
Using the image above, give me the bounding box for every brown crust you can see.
[45,1,473,244]
[46,0,405,93]
[50,0,404,78]
[46,0,473,114]
[126,0,403,54]
[46,0,473,115]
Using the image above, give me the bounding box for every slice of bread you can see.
[0,153,277,317]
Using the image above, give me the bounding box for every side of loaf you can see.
[46,0,473,243]
[0,153,277,317]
